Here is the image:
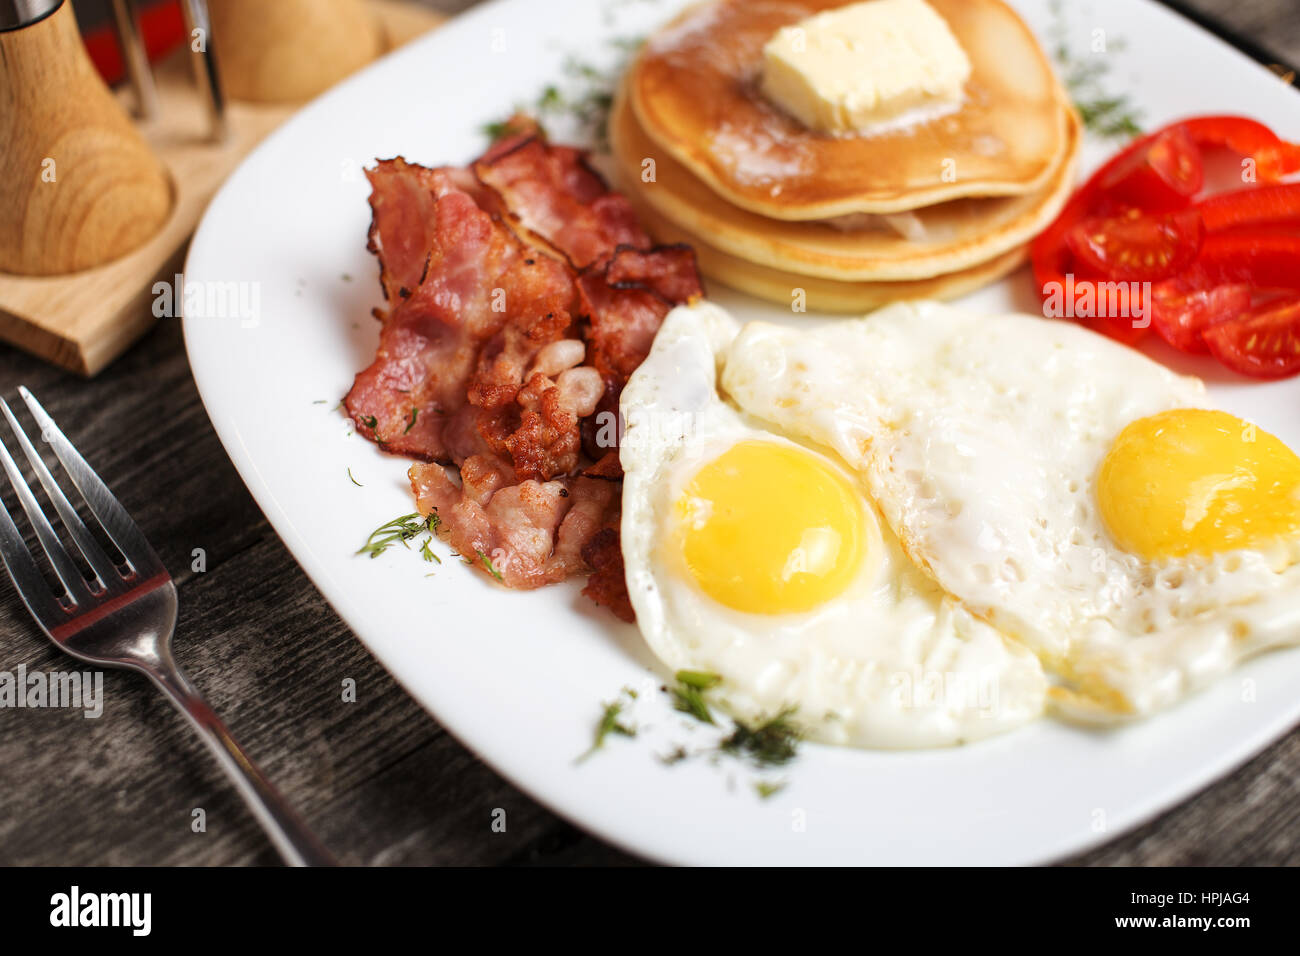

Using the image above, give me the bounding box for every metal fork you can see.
[0,387,335,867]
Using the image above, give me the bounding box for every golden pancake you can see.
[612,88,1081,281]
[629,198,1030,313]
[629,0,1068,219]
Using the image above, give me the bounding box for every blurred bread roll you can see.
[208,0,382,103]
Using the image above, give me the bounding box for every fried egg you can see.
[619,302,1047,748]
[721,301,1300,721]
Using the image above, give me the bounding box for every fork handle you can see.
[146,668,338,866]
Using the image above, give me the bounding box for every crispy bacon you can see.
[346,160,574,461]
[578,245,704,384]
[474,136,649,269]
[409,462,618,591]
[347,132,701,616]
[581,527,635,622]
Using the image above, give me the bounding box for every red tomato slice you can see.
[1099,126,1203,210]
[1083,308,1152,346]
[1198,183,1300,232]
[1150,280,1251,354]
[1202,296,1300,379]
[1178,116,1300,182]
[1065,208,1203,282]
[1196,234,1300,290]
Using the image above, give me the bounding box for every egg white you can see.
[722,301,1300,720]
[620,302,1047,748]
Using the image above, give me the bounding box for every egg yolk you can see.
[1098,409,1300,560]
[676,441,865,614]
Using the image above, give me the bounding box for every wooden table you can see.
[1,0,1297,867]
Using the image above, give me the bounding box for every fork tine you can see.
[1,399,121,591]
[0,429,93,605]
[0,496,67,627]
[17,387,163,578]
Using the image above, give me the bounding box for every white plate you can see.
[183,0,1300,865]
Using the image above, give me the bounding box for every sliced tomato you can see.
[1199,183,1300,232]
[1099,126,1203,210]
[1177,115,1300,182]
[1065,208,1203,282]
[1082,305,1152,346]
[1031,114,1300,373]
[1196,234,1300,289]
[1203,297,1300,379]
[1150,279,1251,354]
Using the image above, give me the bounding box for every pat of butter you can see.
[760,0,972,135]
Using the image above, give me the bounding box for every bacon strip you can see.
[578,244,704,384]
[410,462,619,592]
[346,161,574,462]
[474,136,650,269]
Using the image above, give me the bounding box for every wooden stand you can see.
[0,0,444,376]
[0,0,172,277]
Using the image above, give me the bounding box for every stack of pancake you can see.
[611,0,1082,312]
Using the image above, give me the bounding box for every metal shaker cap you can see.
[0,0,64,33]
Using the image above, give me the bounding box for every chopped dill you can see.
[720,709,801,768]
[659,745,690,766]
[539,84,564,110]
[672,681,714,725]
[348,468,363,487]
[481,34,647,152]
[312,399,329,405]
[1048,0,1142,139]
[357,513,440,560]
[671,669,722,724]
[579,697,636,762]
[404,407,418,435]
[754,780,787,800]
[360,414,378,430]
[420,539,440,564]
[482,114,541,142]
[586,671,804,794]
[477,550,505,582]
[677,670,722,691]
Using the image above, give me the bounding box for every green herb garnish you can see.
[478,550,505,582]
[676,670,722,690]
[720,709,801,768]
[754,780,787,800]
[358,513,439,560]
[579,698,636,762]
[348,468,363,487]
[481,34,647,152]
[672,682,714,724]
[482,114,539,142]
[1048,0,1142,139]
[404,407,418,435]
[671,669,722,724]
